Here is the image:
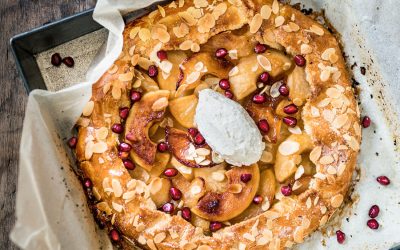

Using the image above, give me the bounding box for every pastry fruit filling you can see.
[95,28,316,233]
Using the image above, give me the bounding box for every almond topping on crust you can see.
[92,141,107,154]
[272,0,279,14]
[243,232,256,242]
[173,23,190,38]
[257,55,272,71]
[278,140,300,156]
[158,5,166,17]
[293,226,304,243]
[331,194,344,208]
[112,86,121,100]
[294,165,304,180]
[95,127,108,140]
[108,64,118,74]
[260,5,272,19]
[274,16,285,27]
[300,44,312,54]
[212,3,227,19]
[129,27,140,39]
[228,183,243,193]
[250,14,263,33]
[179,40,194,50]
[319,155,334,165]
[310,24,324,36]
[82,101,94,116]
[112,202,123,212]
[138,28,151,42]
[198,13,216,33]
[154,232,166,244]
[112,179,123,197]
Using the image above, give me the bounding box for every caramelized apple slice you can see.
[191,164,260,221]
[169,95,198,128]
[177,53,233,94]
[230,168,276,223]
[157,51,187,94]
[287,66,311,106]
[149,177,171,207]
[201,31,254,58]
[170,156,194,180]
[165,127,214,168]
[194,163,228,193]
[246,100,282,143]
[125,90,170,171]
[274,134,313,182]
[230,51,292,100]
[172,176,207,208]
[148,153,171,177]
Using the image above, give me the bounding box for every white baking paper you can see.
[10,0,400,249]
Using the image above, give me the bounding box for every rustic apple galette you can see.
[71,0,361,249]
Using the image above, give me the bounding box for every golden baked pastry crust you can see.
[75,0,361,249]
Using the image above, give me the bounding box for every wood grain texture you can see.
[0,1,95,249]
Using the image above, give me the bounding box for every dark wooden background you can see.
[0,1,95,249]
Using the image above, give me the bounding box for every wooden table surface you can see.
[0,1,95,249]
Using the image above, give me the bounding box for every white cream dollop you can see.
[195,89,264,166]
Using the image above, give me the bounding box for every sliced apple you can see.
[201,31,254,58]
[148,153,171,177]
[246,100,282,143]
[157,51,187,94]
[172,176,206,208]
[169,95,198,128]
[191,164,260,221]
[125,90,170,171]
[149,177,171,207]
[194,163,228,193]
[231,168,276,223]
[177,53,233,94]
[165,127,214,168]
[287,66,311,106]
[274,134,313,182]
[230,50,292,100]
[170,156,193,180]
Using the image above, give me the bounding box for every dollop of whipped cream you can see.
[195,89,264,166]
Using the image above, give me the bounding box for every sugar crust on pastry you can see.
[74,0,361,249]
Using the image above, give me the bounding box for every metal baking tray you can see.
[10,1,170,93]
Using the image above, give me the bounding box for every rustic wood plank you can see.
[0,1,95,249]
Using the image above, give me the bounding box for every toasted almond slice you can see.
[274,16,285,27]
[95,127,108,140]
[112,179,123,197]
[272,0,279,14]
[108,64,118,74]
[310,24,324,36]
[82,101,94,116]
[331,194,344,208]
[138,28,151,42]
[278,140,300,156]
[300,44,313,54]
[129,27,140,39]
[261,5,272,19]
[250,14,263,34]
[179,40,193,51]
[257,55,272,71]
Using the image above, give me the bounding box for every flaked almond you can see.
[261,199,270,211]
[198,13,215,33]
[92,141,107,154]
[319,214,328,226]
[243,232,256,242]
[186,71,201,84]
[147,239,157,250]
[122,191,136,200]
[321,48,336,61]
[195,148,210,156]
[112,179,123,197]
[95,127,108,140]
[179,11,197,26]
[85,141,94,160]
[295,165,304,180]
[137,57,152,70]
[314,172,326,180]
[191,43,200,52]
[260,151,273,163]
[310,24,324,36]
[327,165,337,175]
[211,171,225,182]
[272,0,279,14]
[319,155,334,165]
[112,86,122,100]
[178,0,184,7]
[83,101,94,116]
[257,55,272,71]
[158,5,166,17]
[274,16,285,27]
[260,5,272,19]
[331,194,344,208]
[112,201,123,212]
[256,236,269,246]
[212,3,227,19]
[154,232,166,244]
[300,44,312,54]
[320,69,331,82]
[173,23,189,38]
[293,226,304,243]
[326,87,341,98]
[129,27,140,39]
[179,40,193,51]
[131,54,140,66]
[128,45,136,56]
[278,140,300,156]
[289,22,300,31]
[250,14,263,33]
[332,114,348,129]
[228,66,239,76]
[103,82,111,94]
[152,26,170,43]
[138,28,151,42]
[311,106,320,117]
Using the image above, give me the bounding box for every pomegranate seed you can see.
[148,65,158,77]
[215,48,228,58]
[240,173,252,183]
[253,195,263,204]
[259,72,270,83]
[252,93,266,104]
[83,178,92,188]
[376,176,390,186]
[283,104,298,114]
[362,116,371,128]
[194,133,205,145]
[162,202,174,214]
[111,123,123,134]
[278,84,289,96]
[118,151,129,159]
[130,90,142,102]
[62,56,74,67]
[119,142,132,152]
[224,90,234,99]
[123,159,135,170]
[254,43,267,54]
[157,50,168,61]
[51,53,62,66]
[188,127,199,137]
[209,221,223,232]
[336,230,346,244]
[219,79,230,90]
[157,142,169,152]
[119,107,130,119]
[67,137,77,148]
[367,219,379,229]
[258,119,270,133]
[283,117,297,127]
[281,185,292,196]
[294,55,306,67]
[368,205,380,218]
[109,229,120,241]
[181,207,191,221]
[170,187,182,200]
[164,168,178,177]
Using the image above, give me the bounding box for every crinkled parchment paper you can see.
[10,0,400,249]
